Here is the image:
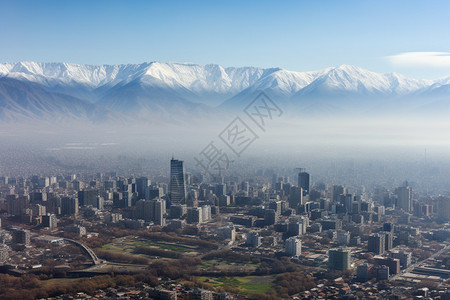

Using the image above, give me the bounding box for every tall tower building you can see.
[135,177,149,200]
[298,172,310,195]
[329,248,351,270]
[437,196,450,222]
[169,158,187,205]
[285,237,302,257]
[289,186,303,209]
[368,233,385,255]
[395,186,412,212]
[61,197,79,216]
[331,185,345,203]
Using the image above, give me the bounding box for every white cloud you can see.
[387,52,450,67]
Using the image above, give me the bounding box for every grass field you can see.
[200,258,260,272]
[40,278,84,288]
[128,240,196,252]
[199,275,274,296]
[100,238,197,254]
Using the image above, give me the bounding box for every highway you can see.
[63,238,102,265]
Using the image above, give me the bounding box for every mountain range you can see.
[0,61,449,123]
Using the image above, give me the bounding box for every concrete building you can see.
[61,197,79,216]
[321,219,342,230]
[395,186,412,212]
[356,263,370,282]
[169,204,187,219]
[78,190,97,207]
[187,207,203,224]
[246,232,262,248]
[32,204,46,217]
[189,288,213,300]
[285,236,302,257]
[64,224,87,236]
[328,248,351,270]
[337,230,351,246]
[11,228,30,246]
[95,196,104,210]
[148,286,177,300]
[437,196,450,221]
[135,177,149,200]
[218,225,236,242]
[374,257,400,275]
[377,265,390,281]
[7,195,28,216]
[201,205,211,222]
[42,214,58,230]
[390,250,412,268]
[383,231,394,251]
[136,199,166,226]
[368,233,385,255]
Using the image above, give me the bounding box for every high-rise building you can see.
[11,228,30,246]
[328,248,351,270]
[32,204,46,217]
[377,265,390,281]
[215,183,226,197]
[169,204,187,219]
[78,190,97,206]
[135,177,149,200]
[368,233,385,255]
[95,196,104,210]
[246,232,262,248]
[218,225,236,242]
[289,186,303,209]
[395,186,412,212]
[7,195,28,216]
[187,207,203,224]
[337,230,351,246]
[374,257,400,275]
[169,158,187,205]
[42,214,58,230]
[201,205,211,222]
[331,185,345,203]
[437,196,450,221]
[146,187,162,200]
[298,172,310,195]
[390,250,412,268]
[136,199,166,226]
[383,222,394,233]
[356,263,370,282]
[383,231,394,251]
[285,237,302,257]
[287,221,302,237]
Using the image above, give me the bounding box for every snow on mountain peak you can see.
[0,61,442,106]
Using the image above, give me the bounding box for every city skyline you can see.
[1,1,450,299]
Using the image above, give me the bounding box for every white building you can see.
[337,230,351,246]
[285,237,302,257]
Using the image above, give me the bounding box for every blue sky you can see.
[1,0,450,79]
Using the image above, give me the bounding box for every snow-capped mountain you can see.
[0,61,447,123]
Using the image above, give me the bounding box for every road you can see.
[63,238,102,265]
